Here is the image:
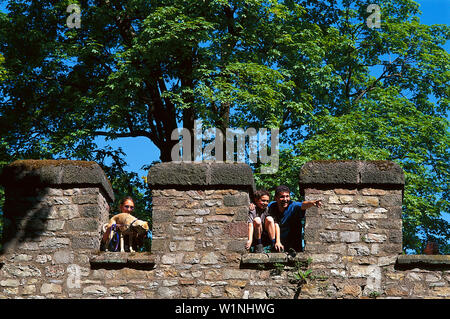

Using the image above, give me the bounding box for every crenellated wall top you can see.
[147,162,255,193]
[0,159,115,202]
[299,160,405,196]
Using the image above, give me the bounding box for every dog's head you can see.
[132,220,149,234]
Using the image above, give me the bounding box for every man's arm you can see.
[301,200,322,210]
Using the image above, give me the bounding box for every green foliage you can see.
[0,53,6,82]
[293,269,312,283]
[0,0,448,254]
[93,146,153,225]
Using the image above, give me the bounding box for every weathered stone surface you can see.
[0,159,114,202]
[241,253,270,264]
[396,255,450,268]
[209,162,255,189]
[300,160,360,186]
[299,160,404,192]
[40,283,62,294]
[83,285,108,295]
[359,161,405,186]
[147,162,255,192]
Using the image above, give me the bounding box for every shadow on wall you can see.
[0,159,115,255]
[1,187,53,253]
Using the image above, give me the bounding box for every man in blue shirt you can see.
[268,185,322,252]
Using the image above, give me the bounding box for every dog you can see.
[102,213,149,252]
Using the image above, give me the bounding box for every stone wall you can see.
[300,161,404,297]
[298,161,449,298]
[0,160,112,297]
[0,159,448,299]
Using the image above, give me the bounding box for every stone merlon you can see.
[147,162,255,193]
[299,160,405,195]
[0,159,115,202]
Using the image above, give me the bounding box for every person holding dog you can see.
[101,196,136,251]
[246,190,283,253]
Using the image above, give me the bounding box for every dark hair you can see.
[253,189,270,201]
[119,196,134,206]
[274,185,290,197]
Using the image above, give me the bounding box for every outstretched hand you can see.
[313,199,322,208]
[302,199,323,210]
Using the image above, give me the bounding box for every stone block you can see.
[224,222,248,237]
[65,218,98,231]
[206,215,233,223]
[83,285,108,295]
[200,252,219,264]
[227,239,247,252]
[300,161,360,186]
[72,195,98,205]
[40,283,62,294]
[79,205,99,218]
[209,163,255,189]
[39,237,71,250]
[320,231,338,243]
[0,159,114,202]
[0,279,20,287]
[147,162,255,192]
[341,285,362,297]
[223,269,250,280]
[379,194,403,207]
[299,161,404,196]
[359,161,405,186]
[3,264,41,277]
[364,233,387,243]
[53,250,74,264]
[152,209,174,223]
[223,193,249,207]
[71,236,99,250]
[349,244,370,256]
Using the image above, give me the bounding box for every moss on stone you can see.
[9,159,98,170]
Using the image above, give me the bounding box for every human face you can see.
[275,191,290,212]
[255,195,270,210]
[120,199,135,214]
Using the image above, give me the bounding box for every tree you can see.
[0,0,448,253]
[253,0,449,254]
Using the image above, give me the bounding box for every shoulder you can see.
[268,201,277,212]
[292,201,303,208]
[287,201,303,211]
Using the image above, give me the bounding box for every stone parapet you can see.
[299,160,404,194]
[396,255,450,269]
[0,160,112,298]
[147,162,255,193]
[0,159,114,202]
[298,160,408,297]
